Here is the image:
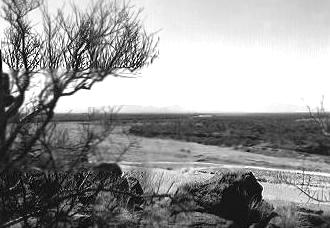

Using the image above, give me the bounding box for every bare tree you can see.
[0,0,158,226]
[307,96,330,137]
[280,97,330,204]
[0,0,158,171]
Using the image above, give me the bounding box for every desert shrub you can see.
[0,167,144,227]
[268,203,330,228]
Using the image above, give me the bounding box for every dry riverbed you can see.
[93,131,330,173]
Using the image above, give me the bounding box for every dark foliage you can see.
[0,167,143,227]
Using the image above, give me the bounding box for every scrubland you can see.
[3,113,330,227]
[128,113,330,157]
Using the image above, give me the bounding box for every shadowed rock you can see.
[93,163,123,179]
[93,163,144,210]
[173,171,264,227]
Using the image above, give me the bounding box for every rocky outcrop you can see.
[172,171,268,227]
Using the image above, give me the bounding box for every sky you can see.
[2,0,330,113]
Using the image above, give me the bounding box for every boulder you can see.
[93,163,123,180]
[173,171,264,227]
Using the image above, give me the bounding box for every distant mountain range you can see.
[116,104,308,114]
[56,104,308,114]
[117,105,192,113]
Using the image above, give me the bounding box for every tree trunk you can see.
[0,50,8,164]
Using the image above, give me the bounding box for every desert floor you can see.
[87,130,330,212]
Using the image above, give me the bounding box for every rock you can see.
[93,163,129,194]
[91,163,129,208]
[93,164,145,210]
[173,212,238,228]
[173,171,263,227]
[93,163,123,179]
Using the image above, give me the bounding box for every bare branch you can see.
[0,0,158,169]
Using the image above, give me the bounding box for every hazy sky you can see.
[2,0,330,112]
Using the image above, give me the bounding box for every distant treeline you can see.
[51,112,330,155]
[128,113,330,156]
[52,112,311,122]
[52,113,195,123]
